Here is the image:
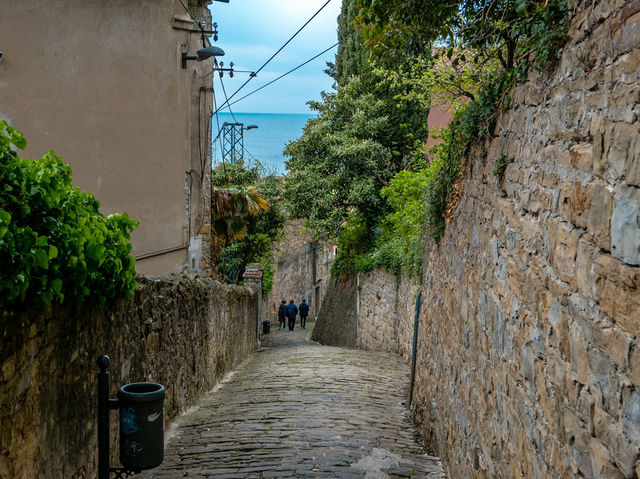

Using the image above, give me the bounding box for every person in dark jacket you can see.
[286,300,298,331]
[299,299,309,329]
[277,300,287,329]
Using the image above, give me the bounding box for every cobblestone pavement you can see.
[140,321,445,478]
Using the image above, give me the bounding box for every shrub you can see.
[0,121,138,309]
[211,160,285,294]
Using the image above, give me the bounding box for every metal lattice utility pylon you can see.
[221,122,244,163]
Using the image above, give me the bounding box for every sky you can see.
[207,0,342,114]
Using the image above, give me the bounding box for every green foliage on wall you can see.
[493,153,510,181]
[0,121,138,309]
[356,0,571,246]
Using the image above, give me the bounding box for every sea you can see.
[213,112,314,175]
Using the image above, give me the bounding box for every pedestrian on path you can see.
[277,300,287,329]
[286,300,298,331]
[299,299,309,329]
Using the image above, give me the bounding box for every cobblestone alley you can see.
[140,321,445,478]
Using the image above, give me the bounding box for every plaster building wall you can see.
[0,0,215,276]
[265,220,334,324]
[0,276,260,479]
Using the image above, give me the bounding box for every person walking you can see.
[277,300,287,330]
[286,300,298,331]
[299,299,309,329]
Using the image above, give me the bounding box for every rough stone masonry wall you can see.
[0,276,259,479]
[311,268,418,360]
[265,220,333,324]
[311,276,359,348]
[357,270,419,363]
[412,1,640,478]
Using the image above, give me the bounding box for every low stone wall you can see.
[412,1,640,477]
[0,276,259,479]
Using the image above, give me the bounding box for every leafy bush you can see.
[330,214,370,277]
[217,233,276,295]
[211,160,285,294]
[421,71,514,243]
[0,121,138,309]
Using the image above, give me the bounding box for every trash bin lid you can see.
[117,382,166,403]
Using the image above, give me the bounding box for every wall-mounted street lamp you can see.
[182,45,225,69]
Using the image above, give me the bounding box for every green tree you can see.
[284,69,430,243]
[354,0,571,250]
[355,0,450,63]
[335,0,370,86]
[356,0,571,77]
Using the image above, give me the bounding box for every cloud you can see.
[208,0,340,113]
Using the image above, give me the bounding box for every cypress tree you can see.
[335,0,369,87]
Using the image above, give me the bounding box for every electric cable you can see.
[211,81,226,176]
[227,41,339,109]
[216,63,238,123]
[213,0,332,115]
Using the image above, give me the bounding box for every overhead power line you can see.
[213,0,332,115]
[216,63,238,123]
[227,41,339,109]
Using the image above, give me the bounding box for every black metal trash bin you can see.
[262,320,271,334]
[117,382,166,470]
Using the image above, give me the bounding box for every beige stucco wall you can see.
[0,0,214,276]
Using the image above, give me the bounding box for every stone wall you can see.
[265,220,334,324]
[311,268,418,360]
[411,1,640,477]
[357,270,419,362]
[311,2,640,477]
[311,276,359,348]
[0,276,259,479]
